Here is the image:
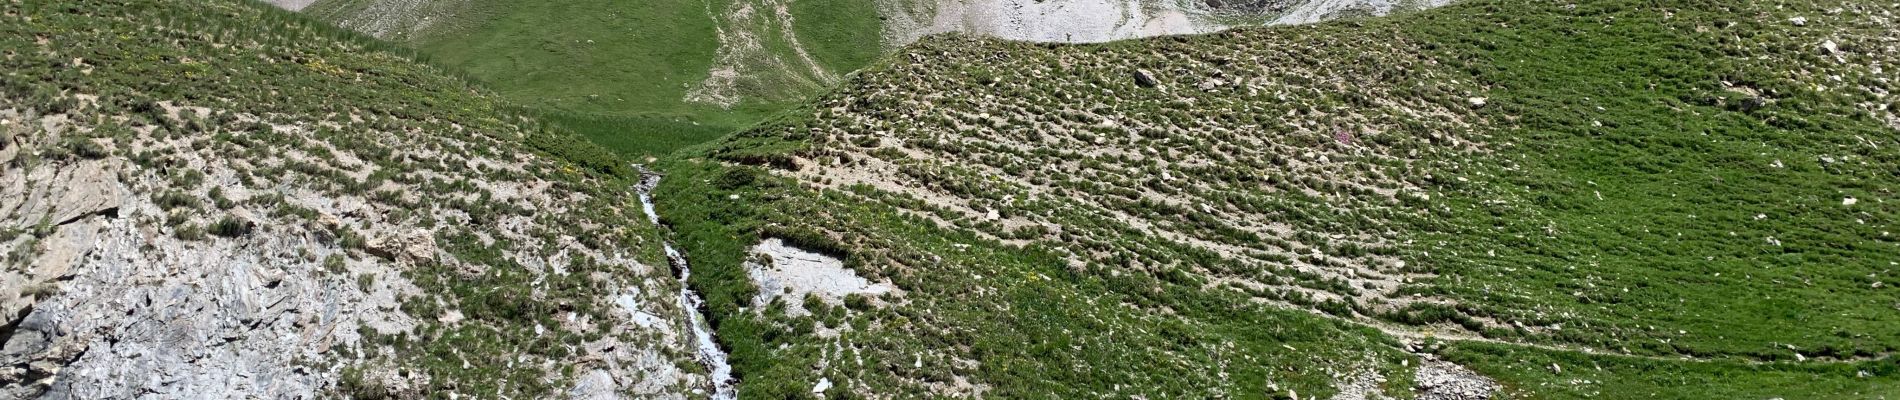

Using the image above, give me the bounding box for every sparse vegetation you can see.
[304,0,896,157]
[9,0,1896,398]
[2,0,695,397]
[657,0,1900,397]
[208,217,252,238]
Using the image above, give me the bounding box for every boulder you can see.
[366,229,439,264]
[1133,69,1160,88]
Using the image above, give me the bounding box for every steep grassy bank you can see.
[655,0,1900,397]
[655,159,1417,398]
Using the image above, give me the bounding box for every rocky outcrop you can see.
[1414,358,1500,400]
[1272,0,1455,25]
[877,0,1451,46]
[0,118,127,348]
[300,0,470,41]
[1,1,702,397]
[0,100,696,398]
[262,0,319,11]
[743,238,899,317]
[875,0,1223,45]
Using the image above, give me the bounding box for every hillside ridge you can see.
[653,0,1900,397]
[0,1,709,397]
[290,0,1444,158]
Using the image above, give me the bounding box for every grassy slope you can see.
[788,0,886,75]
[303,0,889,159]
[1392,0,1900,360]
[1447,343,1897,399]
[4,0,686,396]
[656,159,1416,399]
[404,1,727,115]
[656,0,1900,398]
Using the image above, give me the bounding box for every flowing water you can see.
[635,169,738,400]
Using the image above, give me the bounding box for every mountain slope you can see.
[0,1,708,397]
[293,0,1442,159]
[298,0,855,157]
[655,0,1900,397]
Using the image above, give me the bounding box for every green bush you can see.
[208,216,253,238]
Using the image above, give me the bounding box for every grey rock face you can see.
[1134,69,1162,88]
[0,97,697,398]
[0,126,417,397]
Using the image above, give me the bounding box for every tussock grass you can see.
[658,0,1900,397]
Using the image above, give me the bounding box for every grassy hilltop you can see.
[655,0,1900,398]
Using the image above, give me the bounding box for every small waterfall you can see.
[635,168,738,400]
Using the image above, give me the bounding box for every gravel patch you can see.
[746,238,899,316]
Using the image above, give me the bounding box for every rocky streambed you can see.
[635,169,738,400]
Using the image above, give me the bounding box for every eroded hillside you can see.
[1,1,710,397]
[657,0,1900,398]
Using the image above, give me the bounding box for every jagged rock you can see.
[366,229,439,264]
[569,370,624,400]
[1134,69,1161,88]
[0,307,86,400]
[1,159,122,228]
[3,2,705,399]
[1,190,112,346]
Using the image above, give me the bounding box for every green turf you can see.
[1386,0,1900,361]
[304,0,892,157]
[788,0,888,73]
[272,0,1900,396]
[1445,342,1899,399]
[653,158,1416,399]
[653,0,1900,397]
[533,109,739,159]
[398,0,727,115]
